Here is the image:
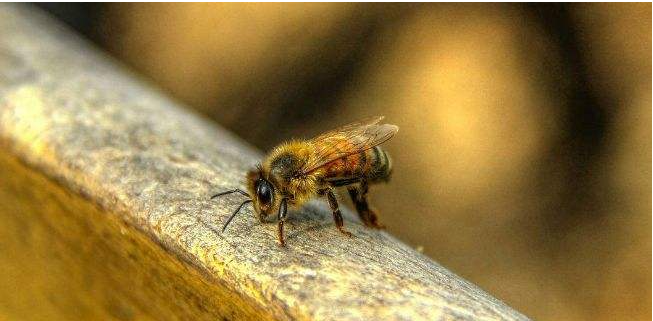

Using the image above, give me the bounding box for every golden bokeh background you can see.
[41,3,651,320]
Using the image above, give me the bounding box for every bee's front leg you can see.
[325,189,352,237]
[277,198,288,247]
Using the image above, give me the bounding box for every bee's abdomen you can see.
[322,146,392,185]
[364,146,392,182]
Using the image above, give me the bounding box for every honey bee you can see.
[211,116,398,246]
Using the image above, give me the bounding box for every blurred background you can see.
[37,3,650,320]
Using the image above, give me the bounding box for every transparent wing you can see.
[302,116,398,174]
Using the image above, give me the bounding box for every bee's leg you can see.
[347,181,384,229]
[277,198,288,247]
[325,189,352,237]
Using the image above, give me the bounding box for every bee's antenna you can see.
[222,199,253,232]
[211,188,250,199]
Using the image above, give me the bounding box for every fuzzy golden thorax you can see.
[255,140,319,209]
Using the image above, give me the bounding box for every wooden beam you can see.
[0,4,528,320]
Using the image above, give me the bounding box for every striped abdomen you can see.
[323,146,392,186]
[365,146,392,182]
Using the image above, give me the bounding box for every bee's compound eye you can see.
[256,180,273,205]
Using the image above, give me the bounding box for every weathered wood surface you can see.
[0,4,529,321]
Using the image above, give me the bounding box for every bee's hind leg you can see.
[347,181,384,229]
[325,189,352,237]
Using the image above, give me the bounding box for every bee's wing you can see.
[302,116,398,174]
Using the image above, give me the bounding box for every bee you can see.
[211,116,398,246]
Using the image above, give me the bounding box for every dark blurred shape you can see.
[525,3,611,232]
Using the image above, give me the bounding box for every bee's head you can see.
[247,167,278,221]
